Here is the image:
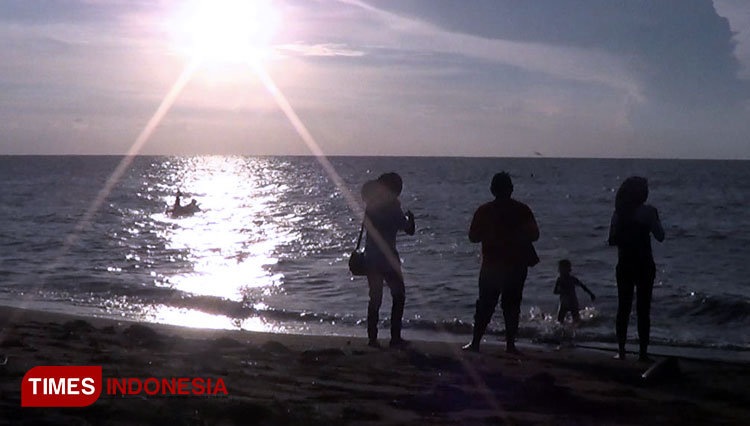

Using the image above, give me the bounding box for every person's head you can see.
[377,172,403,196]
[490,172,513,199]
[361,179,375,200]
[189,200,197,205]
[361,179,384,205]
[558,259,572,276]
[615,176,648,213]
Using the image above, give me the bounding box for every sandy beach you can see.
[0,305,748,425]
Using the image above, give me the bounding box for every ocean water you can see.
[1,156,748,354]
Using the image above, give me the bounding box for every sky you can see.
[1,0,749,158]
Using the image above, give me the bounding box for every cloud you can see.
[358,0,749,106]
[277,43,365,57]
[335,0,642,100]
[715,0,750,78]
[0,0,158,26]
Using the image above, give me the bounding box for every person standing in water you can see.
[554,259,595,324]
[464,172,540,354]
[362,173,415,349]
[609,176,664,361]
[173,190,183,211]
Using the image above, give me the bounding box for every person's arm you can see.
[403,210,416,236]
[574,278,596,301]
[577,278,596,301]
[468,207,484,243]
[651,207,665,242]
[608,211,618,246]
[553,278,560,294]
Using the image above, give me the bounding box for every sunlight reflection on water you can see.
[146,304,281,332]
[146,156,293,328]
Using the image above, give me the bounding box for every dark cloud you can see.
[366,0,749,105]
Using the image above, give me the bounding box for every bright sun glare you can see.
[169,0,280,64]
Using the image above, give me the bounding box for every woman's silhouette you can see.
[609,176,664,361]
[362,173,415,348]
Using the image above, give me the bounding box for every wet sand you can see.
[1,305,748,425]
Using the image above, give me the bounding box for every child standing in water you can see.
[554,259,595,324]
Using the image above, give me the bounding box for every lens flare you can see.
[168,0,280,64]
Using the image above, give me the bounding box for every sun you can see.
[169,0,280,64]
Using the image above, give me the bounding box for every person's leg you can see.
[500,266,527,353]
[615,264,635,359]
[366,270,384,346]
[557,304,566,324]
[636,263,656,361]
[464,267,501,351]
[383,267,406,344]
[571,309,581,325]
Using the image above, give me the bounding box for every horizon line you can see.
[0,153,748,161]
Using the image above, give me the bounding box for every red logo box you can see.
[22,366,102,407]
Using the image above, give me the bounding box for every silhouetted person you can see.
[173,190,183,211]
[464,172,539,353]
[554,259,595,324]
[187,199,200,213]
[609,176,664,361]
[363,173,415,348]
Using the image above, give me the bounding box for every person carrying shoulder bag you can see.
[355,173,415,349]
